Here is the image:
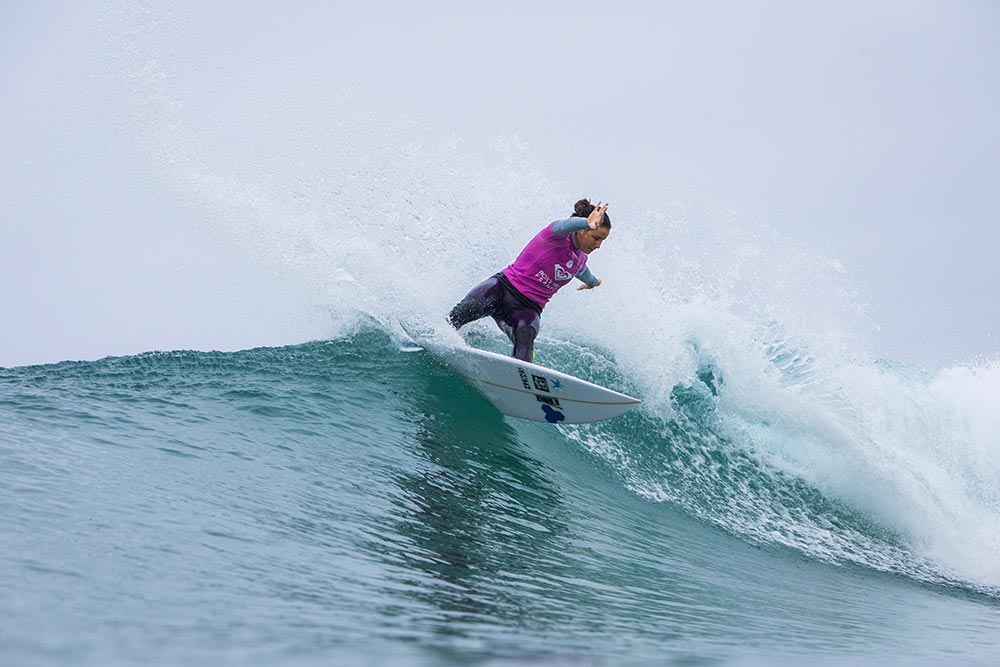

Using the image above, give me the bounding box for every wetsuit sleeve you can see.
[575,266,599,287]
[551,217,591,237]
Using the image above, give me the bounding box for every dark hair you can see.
[573,198,612,229]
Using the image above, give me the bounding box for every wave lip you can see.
[540,329,1000,598]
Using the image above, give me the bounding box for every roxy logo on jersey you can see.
[554,264,573,282]
[533,270,558,292]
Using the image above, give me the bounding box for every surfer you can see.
[447,198,611,362]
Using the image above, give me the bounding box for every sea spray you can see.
[69,0,1000,599]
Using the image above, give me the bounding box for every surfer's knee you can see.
[448,276,505,329]
[446,307,465,329]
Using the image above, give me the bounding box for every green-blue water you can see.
[5,1,999,663]
[2,329,998,666]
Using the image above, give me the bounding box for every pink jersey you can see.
[501,222,588,307]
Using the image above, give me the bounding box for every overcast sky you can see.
[2,0,998,368]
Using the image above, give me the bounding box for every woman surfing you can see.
[447,199,612,361]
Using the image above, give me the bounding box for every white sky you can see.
[2,1,998,368]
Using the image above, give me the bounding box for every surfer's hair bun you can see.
[573,198,612,229]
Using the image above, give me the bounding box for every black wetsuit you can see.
[447,273,541,362]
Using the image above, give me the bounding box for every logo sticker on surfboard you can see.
[540,404,565,423]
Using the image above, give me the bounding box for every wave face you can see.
[2,332,998,666]
[5,1,999,664]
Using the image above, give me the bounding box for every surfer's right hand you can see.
[586,201,609,229]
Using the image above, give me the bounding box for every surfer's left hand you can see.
[586,202,609,230]
[577,279,602,290]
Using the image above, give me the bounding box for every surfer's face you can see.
[576,228,610,254]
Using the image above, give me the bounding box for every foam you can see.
[67,0,1000,594]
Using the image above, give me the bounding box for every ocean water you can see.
[4,2,1000,665]
[2,330,999,666]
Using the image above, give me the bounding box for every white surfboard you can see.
[404,326,641,424]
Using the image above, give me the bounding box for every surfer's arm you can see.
[551,217,591,237]
[575,266,601,290]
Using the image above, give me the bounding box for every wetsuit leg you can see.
[486,279,541,361]
[450,274,542,362]
[447,276,504,329]
[508,308,540,362]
